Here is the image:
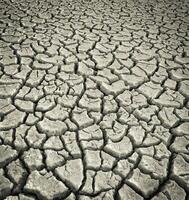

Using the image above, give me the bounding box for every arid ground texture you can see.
[0,0,189,199]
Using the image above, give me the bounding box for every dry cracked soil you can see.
[0,0,189,199]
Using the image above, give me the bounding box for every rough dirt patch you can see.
[0,0,189,199]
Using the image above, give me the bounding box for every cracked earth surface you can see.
[0,0,189,199]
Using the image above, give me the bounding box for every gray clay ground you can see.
[0,0,189,199]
